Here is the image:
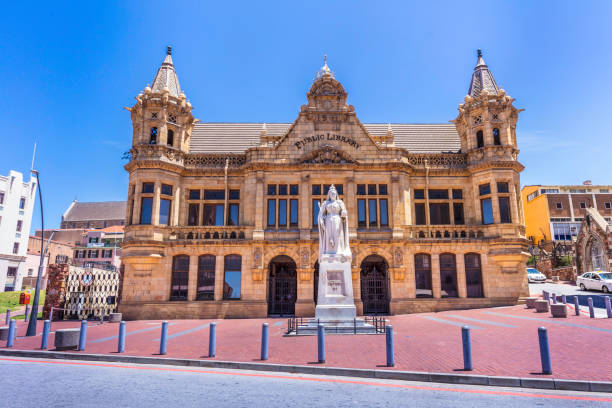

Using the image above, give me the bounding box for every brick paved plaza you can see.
[4,304,611,382]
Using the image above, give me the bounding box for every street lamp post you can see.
[26,169,44,336]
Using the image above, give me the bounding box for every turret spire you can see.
[467,49,499,97]
[151,46,181,97]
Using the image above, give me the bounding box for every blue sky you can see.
[2,1,612,232]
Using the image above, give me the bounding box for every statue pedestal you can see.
[315,255,356,321]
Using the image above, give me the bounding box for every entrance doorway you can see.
[360,255,390,315]
[268,255,297,316]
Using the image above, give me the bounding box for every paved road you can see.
[1,357,610,408]
[530,282,611,311]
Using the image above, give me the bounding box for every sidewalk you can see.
[2,305,611,382]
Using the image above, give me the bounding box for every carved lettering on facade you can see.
[295,133,361,150]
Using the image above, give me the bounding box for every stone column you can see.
[214,254,224,301]
[133,192,142,225]
[431,253,441,298]
[151,182,161,225]
[456,252,467,298]
[253,172,265,240]
[491,181,501,224]
[299,174,310,239]
[172,185,181,226]
[391,173,403,238]
[346,175,357,239]
[406,250,416,298]
[188,253,198,300]
[509,182,519,224]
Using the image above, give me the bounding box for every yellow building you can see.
[521,183,612,243]
[119,48,529,320]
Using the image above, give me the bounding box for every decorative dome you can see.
[315,55,335,79]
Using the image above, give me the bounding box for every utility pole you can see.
[26,169,45,336]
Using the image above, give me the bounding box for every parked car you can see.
[577,271,612,293]
[527,268,547,283]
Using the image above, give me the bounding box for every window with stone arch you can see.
[197,255,215,300]
[167,129,174,147]
[439,253,458,297]
[476,130,484,148]
[414,253,432,298]
[493,128,501,145]
[170,255,189,300]
[464,253,484,298]
[150,127,158,144]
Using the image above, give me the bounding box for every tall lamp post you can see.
[26,169,44,336]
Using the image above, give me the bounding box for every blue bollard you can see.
[461,326,473,371]
[24,305,30,322]
[574,296,580,316]
[118,321,126,353]
[386,324,394,367]
[317,324,325,363]
[208,322,216,357]
[588,297,595,318]
[538,327,552,375]
[160,321,168,355]
[5,309,9,325]
[78,320,88,351]
[542,291,549,301]
[41,320,50,350]
[606,297,612,318]
[7,319,16,348]
[561,295,566,304]
[551,293,556,304]
[261,323,269,360]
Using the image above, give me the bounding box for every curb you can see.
[0,349,610,393]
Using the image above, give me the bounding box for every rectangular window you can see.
[379,199,388,226]
[356,184,366,195]
[267,199,276,227]
[228,204,239,226]
[335,185,343,195]
[170,256,189,301]
[497,182,509,193]
[428,189,449,199]
[606,202,612,209]
[278,200,287,227]
[89,237,99,243]
[368,199,377,226]
[203,204,224,226]
[140,197,153,224]
[290,199,298,227]
[16,220,22,232]
[378,184,388,195]
[290,185,299,195]
[358,199,367,227]
[278,185,288,196]
[556,202,563,209]
[268,185,277,195]
[19,198,26,209]
[579,202,586,209]
[479,184,491,196]
[188,204,199,226]
[452,189,463,199]
[415,203,426,225]
[312,185,321,196]
[159,199,171,225]
[429,203,450,225]
[197,256,215,300]
[204,190,225,200]
[323,184,331,195]
[481,198,494,224]
[368,184,377,195]
[229,189,240,200]
[313,199,320,226]
[223,256,241,299]
[161,184,172,196]
[0,192,4,204]
[189,189,200,200]
[142,182,154,194]
[7,267,17,277]
[414,189,425,199]
[453,203,465,225]
[499,197,512,223]
[13,243,19,254]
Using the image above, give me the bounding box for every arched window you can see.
[170,255,189,300]
[476,130,484,148]
[439,253,458,298]
[197,255,215,300]
[493,128,501,145]
[415,253,432,298]
[150,127,158,144]
[167,129,174,147]
[465,253,484,298]
[223,255,242,299]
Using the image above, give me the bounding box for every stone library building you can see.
[120,48,529,319]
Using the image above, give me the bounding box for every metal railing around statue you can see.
[286,316,387,335]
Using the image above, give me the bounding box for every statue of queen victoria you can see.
[317,185,351,261]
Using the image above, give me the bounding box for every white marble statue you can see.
[317,185,351,261]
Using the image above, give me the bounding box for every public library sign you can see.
[294,133,361,150]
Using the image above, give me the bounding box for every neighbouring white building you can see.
[0,170,37,291]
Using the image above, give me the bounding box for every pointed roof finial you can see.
[167,46,172,55]
[315,54,334,79]
[477,49,482,58]
[324,54,327,66]
[150,46,181,97]
[467,49,499,97]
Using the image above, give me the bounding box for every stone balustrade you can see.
[167,226,249,241]
[407,225,486,240]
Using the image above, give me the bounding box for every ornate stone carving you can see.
[184,154,246,168]
[406,153,467,168]
[301,145,355,164]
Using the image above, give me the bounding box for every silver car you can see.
[527,267,546,283]
[577,271,612,293]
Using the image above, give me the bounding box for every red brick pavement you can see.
[3,305,611,381]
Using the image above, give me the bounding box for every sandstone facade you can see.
[119,49,530,320]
